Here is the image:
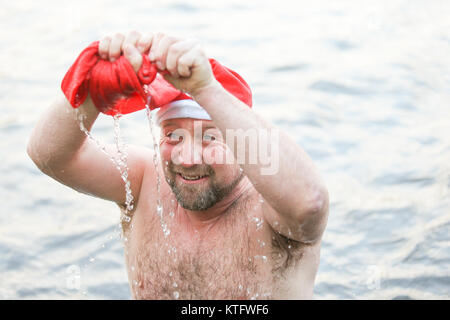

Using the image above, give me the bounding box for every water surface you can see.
[1,0,449,299]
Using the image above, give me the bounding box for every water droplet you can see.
[288,245,292,249]
[173,291,179,299]
[238,284,243,291]
[133,280,138,286]
[169,211,175,218]
[89,257,95,262]
[163,228,171,237]
[172,282,178,288]
[250,293,259,300]
[169,271,173,277]
[253,217,264,230]
[131,266,135,272]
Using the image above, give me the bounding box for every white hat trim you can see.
[155,99,211,125]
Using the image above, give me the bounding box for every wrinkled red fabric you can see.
[61,41,252,116]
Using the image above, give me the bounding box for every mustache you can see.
[168,163,214,177]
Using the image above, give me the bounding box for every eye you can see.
[203,133,216,142]
[166,132,184,143]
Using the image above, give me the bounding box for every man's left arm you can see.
[192,82,329,244]
[146,33,329,244]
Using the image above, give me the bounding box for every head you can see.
[159,117,243,211]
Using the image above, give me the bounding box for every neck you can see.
[180,175,252,230]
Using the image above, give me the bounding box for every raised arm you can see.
[26,32,153,209]
[146,33,329,244]
[193,84,329,244]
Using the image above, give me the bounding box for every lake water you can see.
[0,0,449,299]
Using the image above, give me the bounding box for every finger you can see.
[124,44,143,73]
[151,34,180,71]
[137,32,154,54]
[109,33,125,62]
[177,46,202,77]
[148,32,165,61]
[122,30,141,52]
[166,40,198,78]
[98,36,111,60]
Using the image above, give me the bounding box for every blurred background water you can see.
[0,0,449,299]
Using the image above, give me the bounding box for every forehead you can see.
[160,118,217,130]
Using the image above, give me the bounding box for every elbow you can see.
[313,187,329,215]
[300,185,329,219]
[26,138,55,176]
[26,138,39,166]
[27,139,46,174]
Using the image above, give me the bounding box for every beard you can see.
[165,162,244,211]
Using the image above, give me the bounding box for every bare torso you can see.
[122,165,322,300]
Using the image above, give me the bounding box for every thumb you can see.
[124,44,143,73]
[163,73,183,91]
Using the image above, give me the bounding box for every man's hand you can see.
[98,31,217,96]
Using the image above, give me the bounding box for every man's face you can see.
[159,118,243,211]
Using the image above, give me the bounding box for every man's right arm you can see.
[26,92,151,207]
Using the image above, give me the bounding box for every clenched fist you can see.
[98,31,217,96]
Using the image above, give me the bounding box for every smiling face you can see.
[159,118,243,211]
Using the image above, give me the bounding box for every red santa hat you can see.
[61,41,252,119]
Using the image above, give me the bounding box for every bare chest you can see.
[124,196,287,300]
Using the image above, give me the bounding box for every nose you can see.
[174,135,203,167]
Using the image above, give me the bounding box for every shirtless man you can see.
[27,31,329,300]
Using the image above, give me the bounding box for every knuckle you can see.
[153,49,162,60]
[187,38,200,45]
[128,30,140,37]
[169,43,182,55]
[101,35,112,42]
[138,33,152,45]
[126,31,141,43]
[178,66,189,77]
[178,55,189,65]
[167,35,178,42]
[155,32,165,40]
[113,33,125,44]
[193,43,203,51]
